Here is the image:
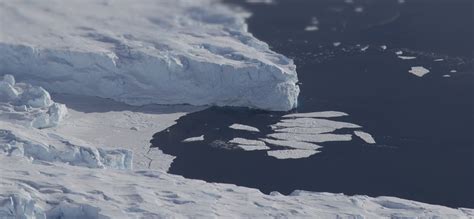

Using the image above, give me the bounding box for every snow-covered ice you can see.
[1,0,472,217]
[0,75,68,129]
[0,0,299,111]
[409,66,430,77]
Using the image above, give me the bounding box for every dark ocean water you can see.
[151,0,474,208]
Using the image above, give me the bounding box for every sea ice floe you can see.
[267,149,320,159]
[354,131,376,144]
[408,66,430,77]
[274,118,361,129]
[268,132,353,143]
[434,59,444,62]
[261,138,322,150]
[229,124,260,132]
[229,138,266,146]
[182,135,205,142]
[283,111,348,118]
[220,111,375,159]
[398,56,417,60]
[395,51,403,55]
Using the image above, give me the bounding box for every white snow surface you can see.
[0,0,299,111]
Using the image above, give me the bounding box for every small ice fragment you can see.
[354,131,376,144]
[450,70,457,73]
[333,42,341,47]
[182,135,204,142]
[380,45,387,50]
[434,59,444,62]
[442,75,451,78]
[229,124,260,132]
[408,66,430,77]
[398,56,416,60]
[354,7,364,13]
[245,0,275,4]
[398,0,405,3]
[305,26,319,31]
[361,46,370,52]
[267,149,319,159]
[395,51,403,55]
[345,0,354,4]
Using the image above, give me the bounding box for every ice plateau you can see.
[0,0,299,111]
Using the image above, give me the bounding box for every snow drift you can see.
[0,0,299,111]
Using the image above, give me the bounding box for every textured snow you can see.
[0,0,299,111]
[0,75,67,129]
[2,156,472,219]
[409,66,430,77]
[229,123,260,132]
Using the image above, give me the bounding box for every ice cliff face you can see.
[0,0,299,111]
[0,75,67,129]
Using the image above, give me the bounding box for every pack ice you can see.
[0,0,299,111]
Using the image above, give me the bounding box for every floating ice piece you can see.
[442,75,451,78]
[361,46,370,52]
[398,56,416,60]
[305,26,319,31]
[354,131,376,144]
[398,0,406,3]
[0,0,299,111]
[274,127,336,134]
[434,59,444,62]
[262,138,322,150]
[409,66,430,77]
[246,0,275,4]
[229,124,260,132]
[283,111,348,118]
[229,138,266,146]
[380,45,387,50]
[267,149,319,159]
[395,51,403,55]
[182,135,204,142]
[333,42,342,47]
[354,7,364,13]
[274,118,361,129]
[450,70,457,73]
[267,132,352,143]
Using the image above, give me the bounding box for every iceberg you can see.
[0,0,299,111]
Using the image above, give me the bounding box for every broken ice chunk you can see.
[408,66,430,77]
